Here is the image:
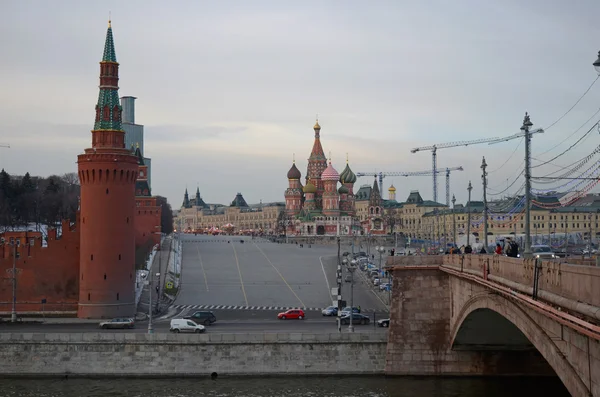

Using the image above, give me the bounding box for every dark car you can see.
[377,318,390,327]
[184,311,217,325]
[340,313,370,325]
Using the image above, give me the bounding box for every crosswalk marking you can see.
[174,304,386,313]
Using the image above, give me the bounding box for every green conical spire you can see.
[103,20,117,62]
[93,20,122,131]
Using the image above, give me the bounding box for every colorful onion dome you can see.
[314,120,321,130]
[321,161,340,181]
[303,181,317,194]
[388,184,396,192]
[339,163,357,184]
[338,184,349,194]
[287,162,301,180]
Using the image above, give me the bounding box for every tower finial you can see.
[108,11,111,27]
[293,153,295,164]
[328,151,332,162]
[346,152,349,164]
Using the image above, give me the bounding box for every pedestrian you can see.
[464,245,472,254]
[155,285,159,294]
[357,305,361,313]
[495,243,502,255]
[479,246,487,254]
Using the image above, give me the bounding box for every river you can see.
[0,376,569,397]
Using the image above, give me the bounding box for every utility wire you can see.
[544,75,600,131]
[531,121,599,169]
[488,138,523,174]
[537,107,600,157]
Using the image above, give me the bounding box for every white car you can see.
[170,318,206,333]
[531,245,557,260]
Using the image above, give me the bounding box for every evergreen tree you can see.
[156,196,174,234]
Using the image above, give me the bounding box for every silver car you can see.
[531,245,557,259]
[99,318,135,329]
[321,306,338,316]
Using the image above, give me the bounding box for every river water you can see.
[0,376,569,397]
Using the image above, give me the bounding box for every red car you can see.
[277,309,305,320]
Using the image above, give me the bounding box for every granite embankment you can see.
[1,332,386,377]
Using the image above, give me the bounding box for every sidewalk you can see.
[136,236,173,318]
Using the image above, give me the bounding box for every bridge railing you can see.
[387,254,600,315]
[441,255,600,312]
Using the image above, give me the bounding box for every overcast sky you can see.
[2,0,600,208]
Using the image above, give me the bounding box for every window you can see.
[117,293,119,301]
[104,274,107,280]
[88,293,90,301]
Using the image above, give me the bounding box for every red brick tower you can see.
[77,20,138,318]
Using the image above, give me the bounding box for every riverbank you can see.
[0,332,386,377]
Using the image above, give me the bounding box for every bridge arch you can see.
[450,292,589,397]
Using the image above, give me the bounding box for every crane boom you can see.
[410,128,544,202]
[0,143,9,148]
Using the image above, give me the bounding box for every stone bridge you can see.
[386,254,600,397]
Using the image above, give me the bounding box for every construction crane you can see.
[0,143,9,148]
[410,128,543,203]
[356,166,464,206]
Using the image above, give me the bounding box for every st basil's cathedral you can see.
[284,121,359,236]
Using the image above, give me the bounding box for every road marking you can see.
[253,243,306,308]
[231,241,249,307]
[196,245,209,292]
[319,255,333,302]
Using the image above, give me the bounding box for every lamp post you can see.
[344,258,357,333]
[375,245,385,273]
[154,229,163,313]
[452,195,456,246]
[147,272,160,334]
[593,51,600,75]
[466,181,472,247]
[10,242,18,323]
[589,213,593,257]
[481,157,489,253]
[522,113,534,258]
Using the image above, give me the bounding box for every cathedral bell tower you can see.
[77,20,139,318]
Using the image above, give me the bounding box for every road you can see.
[174,235,389,315]
[0,312,388,334]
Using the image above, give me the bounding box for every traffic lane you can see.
[251,242,334,309]
[0,320,387,334]
[177,241,248,306]
[173,308,360,321]
[343,269,389,312]
[323,253,388,312]
[237,242,303,308]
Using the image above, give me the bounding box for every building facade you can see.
[284,121,358,236]
[177,191,285,234]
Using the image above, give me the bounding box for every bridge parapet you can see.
[442,255,600,310]
[386,256,600,396]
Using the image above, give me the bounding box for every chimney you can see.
[120,96,137,124]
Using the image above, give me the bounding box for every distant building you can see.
[284,120,359,236]
[176,190,285,234]
[121,96,152,189]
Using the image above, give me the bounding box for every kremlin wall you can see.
[0,22,161,318]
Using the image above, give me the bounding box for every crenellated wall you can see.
[0,220,80,312]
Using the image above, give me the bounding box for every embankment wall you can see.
[0,332,386,376]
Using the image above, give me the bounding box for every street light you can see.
[345,258,357,333]
[375,245,385,273]
[451,194,456,247]
[146,272,160,334]
[593,51,600,75]
[466,181,472,247]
